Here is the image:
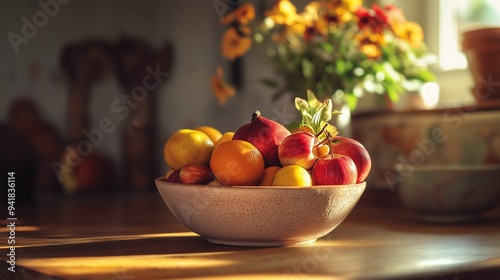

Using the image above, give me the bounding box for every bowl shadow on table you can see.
[16,231,262,259]
[12,231,361,279]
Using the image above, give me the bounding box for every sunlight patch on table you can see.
[417,258,459,267]
[0,226,40,232]
[1,231,198,249]
[19,253,236,276]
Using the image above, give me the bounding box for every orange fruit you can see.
[214,132,234,149]
[195,126,222,143]
[259,166,280,186]
[210,140,265,186]
[164,129,214,170]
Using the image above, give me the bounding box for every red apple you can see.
[179,164,213,184]
[312,155,358,185]
[329,136,371,183]
[278,131,317,170]
[76,153,114,189]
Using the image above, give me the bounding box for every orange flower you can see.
[221,13,236,25]
[240,25,251,35]
[211,66,235,105]
[266,0,298,25]
[234,3,255,25]
[299,1,322,37]
[356,31,385,59]
[221,27,252,60]
[393,21,423,48]
[221,4,255,25]
[310,15,329,37]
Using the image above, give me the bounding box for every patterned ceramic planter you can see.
[352,107,500,190]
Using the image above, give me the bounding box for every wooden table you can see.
[2,189,500,280]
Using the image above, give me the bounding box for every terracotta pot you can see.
[462,27,500,106]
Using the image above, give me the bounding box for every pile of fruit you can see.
[163,91,371,187]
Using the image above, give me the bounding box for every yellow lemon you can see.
[195,126,223,143]
[214,132,235,149]
[272,165,312,187]
[208,179,223,186]
[164,129,214,170]
[259,166,281,186]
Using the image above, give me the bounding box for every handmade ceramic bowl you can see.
[395,164,500,223]
[155,178,366,246]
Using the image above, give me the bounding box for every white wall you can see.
[391,0,475,106]
[0,0,292,174]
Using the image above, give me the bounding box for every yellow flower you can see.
[288,16,308,35]
[266,0,298,26]
[393,21,423,48]
[297,1,322,36]
[324,0,360,23]
[343,0,362,13]
[361,43,381,59]
[221,27,252,60]
[325,0,362,13]
[211,66,235,105]
[302,1,321,24]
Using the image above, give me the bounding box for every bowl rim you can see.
[155,177,366,190]
[394,164,500,172]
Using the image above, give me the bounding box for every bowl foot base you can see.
[419,214,480,224]
[206,238,317,247]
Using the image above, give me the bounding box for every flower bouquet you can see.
[211,0,435,109]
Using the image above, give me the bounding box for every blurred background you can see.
[1,0,499,202]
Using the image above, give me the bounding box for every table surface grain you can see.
[1,189,500,280]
